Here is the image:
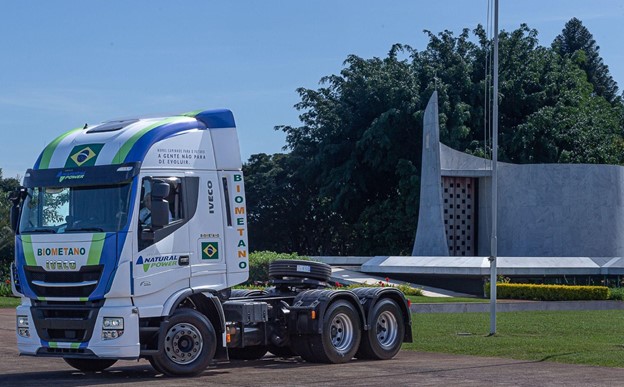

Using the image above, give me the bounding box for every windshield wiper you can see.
[23,228,56,234]
[65,227,105,232]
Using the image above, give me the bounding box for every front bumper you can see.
[16,301,140,359]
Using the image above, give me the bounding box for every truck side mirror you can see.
[150,181,170,229]
[8,187,27,233]
[10,205,20,233]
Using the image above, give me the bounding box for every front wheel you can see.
[63,358,117,372]
[307,300,361,363]
[356,298,405,360]
[150,308,216,376]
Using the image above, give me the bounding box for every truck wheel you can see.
[147,356,166,374]
[308,300,361,363]
[269,260,332,282]
[228,345,268,360]
[150,308,216,376]
[356,299,405,360]
[63,358,117,372]
[291,336,317,362]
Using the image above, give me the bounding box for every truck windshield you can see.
[19,183,132,234]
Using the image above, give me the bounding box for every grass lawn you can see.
[405,310,624,368]
[0,296,19,308]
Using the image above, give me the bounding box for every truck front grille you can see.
[24,265,103,298]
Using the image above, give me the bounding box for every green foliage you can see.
[485,283,609,301]
[339,280,423,296]
[0,278,12,297]
[395,282,424,296]
[552,17,619,103]
[247,251,310,284]
[608,287,624,301]
[274,44,422,255]
[244,19,624,256]
[0,169,20,269]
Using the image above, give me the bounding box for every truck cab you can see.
[11,110,247,365]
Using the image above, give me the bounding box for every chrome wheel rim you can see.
[376,310,399,349]
[329,312,355,352]
[164,322,203,365]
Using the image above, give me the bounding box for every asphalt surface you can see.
[1,308,623,386]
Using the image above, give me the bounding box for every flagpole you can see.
[489,0,499,336]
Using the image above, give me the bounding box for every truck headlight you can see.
[102,317,124,340]
[17,315,30,338]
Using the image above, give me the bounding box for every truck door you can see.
[133,175,191,300]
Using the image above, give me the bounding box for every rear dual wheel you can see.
[356,299,404,360]
[294,300,361,364]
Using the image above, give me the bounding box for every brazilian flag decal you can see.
[202,242,219,260]
[65,144,104,167]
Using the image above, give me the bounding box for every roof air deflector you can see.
[86,119,139,133]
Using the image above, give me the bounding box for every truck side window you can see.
[138,177,184,250]
[138,177,185,228]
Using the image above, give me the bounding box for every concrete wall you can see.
[414,92,624,259]
[494,163,624,257]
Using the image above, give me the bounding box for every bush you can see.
[0,261,13,297]
[485,282,609,301]
[0,279,12,297]
[608,287,624,300]
[339,280,423,296]
[247,251,311,284]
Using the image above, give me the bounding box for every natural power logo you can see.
[57,170,86,183]
[136,255,178,272]
[65,144,104,168]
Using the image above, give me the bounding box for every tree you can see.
[243,153,355,254]
[552,18,619,103]
[277,45,422,255]
[510,54,624,164]
[0,169,19,274]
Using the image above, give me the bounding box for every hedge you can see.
[485,283,609,301]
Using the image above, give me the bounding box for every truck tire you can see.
[269,260,331,282]
[228,345,268,360]
[63,358,117,372]
[307,300,361,363]
[356,299,405,360]
[291,336,317,362]
[150,308,216,376]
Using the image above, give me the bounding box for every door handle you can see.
[179,255,190,266]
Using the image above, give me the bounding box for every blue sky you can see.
[1,1,623,179]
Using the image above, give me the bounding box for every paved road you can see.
[1,308,623,386]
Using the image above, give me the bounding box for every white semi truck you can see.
[8,109,412,376]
